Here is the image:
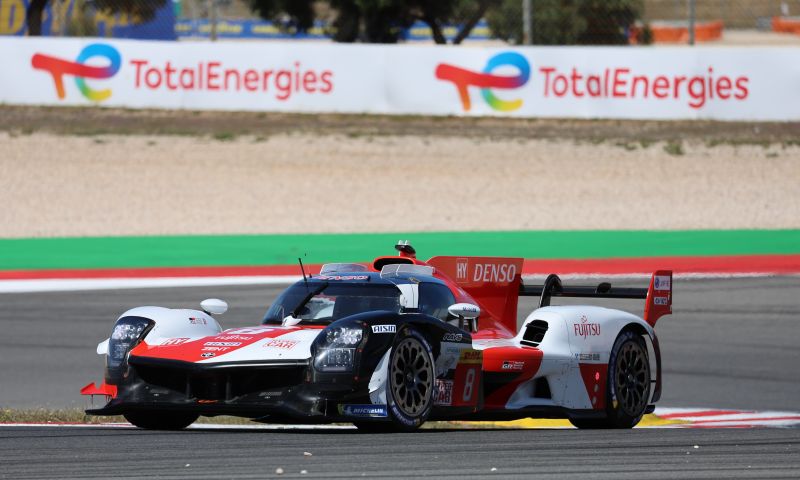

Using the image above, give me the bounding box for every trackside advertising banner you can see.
[1,37,799,120]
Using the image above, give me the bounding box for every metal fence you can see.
[497,0,800,45]
[639,0,800,44]
[4,0,800,44]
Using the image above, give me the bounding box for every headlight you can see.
[107,316,152,367]
[325,326,363,346]
[314,326,364,372]
[314,348,355,372]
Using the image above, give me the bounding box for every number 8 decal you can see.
[462,367,476,402]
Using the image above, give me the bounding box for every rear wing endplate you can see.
[520,270,673,327]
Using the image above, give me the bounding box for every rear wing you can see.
[520,270,673,327]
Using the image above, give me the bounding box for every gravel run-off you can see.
[1,114,798,238]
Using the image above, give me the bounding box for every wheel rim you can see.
[614,340,650,417]
[390,337,433,417]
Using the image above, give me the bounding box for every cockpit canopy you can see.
[262,277,456,326]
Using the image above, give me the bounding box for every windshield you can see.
[263,282,402,325]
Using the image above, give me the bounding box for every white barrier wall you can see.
[1,37,798,121]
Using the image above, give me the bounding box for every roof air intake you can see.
[320,263,369,275]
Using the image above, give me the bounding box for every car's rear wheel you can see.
[571,330,651,429]
[123,411,199,430]
[383,329,435,432]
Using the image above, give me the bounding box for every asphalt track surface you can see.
[1,277,799,478]
[1,425,798,479]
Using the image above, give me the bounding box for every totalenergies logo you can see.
[435,52,530,112]
[32,43,121,102]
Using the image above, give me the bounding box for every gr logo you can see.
[456,258,469,281]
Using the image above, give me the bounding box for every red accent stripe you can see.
[0,254,798,281]
[690,415,800,424]
[659,409,753,419]
[682,425,754,429]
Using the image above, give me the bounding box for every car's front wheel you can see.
[571,329,651,429]
[384,329,435,432]
[123,411,199,430]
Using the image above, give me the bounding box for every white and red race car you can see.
[83,241,672,431]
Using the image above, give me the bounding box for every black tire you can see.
[123,411,198,430]
[384,329,435,432]
[570,330,651,429]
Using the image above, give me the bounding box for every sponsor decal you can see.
[654,275,672,291]
[160,337,189,346]
[435,345,463,374]
[204,341,241,347]
[573,315,601,339]
[316,275,369,281]
[434,379,454,406]
[263,339,298,349]
[436,52,530,112]
[215,335,253,341]
[458,350,483,365]
[576,353,601,362]
[372,325,396,334]
[340,404,388,418]
[128,59,333,101]
[200,352,215,358]
[537,66,748,110]
[455,258,469,281]
[202,346,230,352]
[389,402,420,427]
[32,43,121,102]
[501,360,525,371]
[442,333,463,342]
[258,391,284,399]
[437,51,749,113]
[654,296,670,306]
[473,263,517,283]
[188,317,207,325]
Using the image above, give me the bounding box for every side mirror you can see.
[96,338,109,355]
[448,303,480,332]
[448,303,480,319]
[201,298,228,315]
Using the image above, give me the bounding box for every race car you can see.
[82,241,672,431]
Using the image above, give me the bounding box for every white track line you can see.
[0,276,302,293]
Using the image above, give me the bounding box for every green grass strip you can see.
[0,230,798,271]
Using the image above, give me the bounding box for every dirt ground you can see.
[1,107,797,238]
[2,106,799,144]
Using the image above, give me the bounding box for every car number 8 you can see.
[462,368,475,402]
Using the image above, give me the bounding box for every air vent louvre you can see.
[521,320,548,347]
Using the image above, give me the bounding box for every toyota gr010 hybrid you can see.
[82,242,672,431]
